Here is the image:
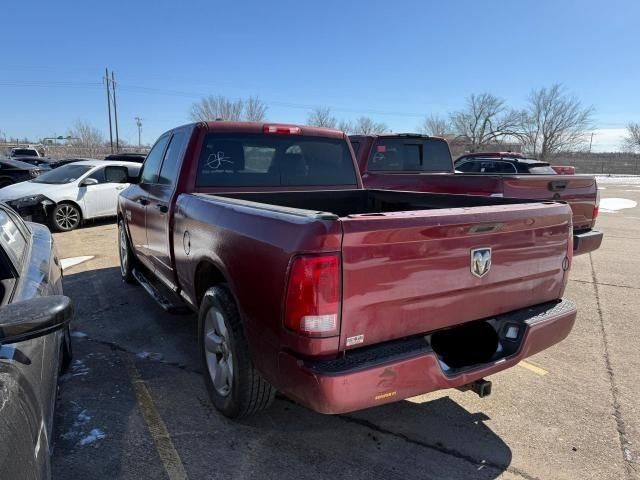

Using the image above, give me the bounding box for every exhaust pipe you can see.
[457,378,492,398]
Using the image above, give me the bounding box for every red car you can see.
[350,135,602,255]
[117,122,576,417]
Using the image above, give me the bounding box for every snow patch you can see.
[60,255,95,271]
[79,428,106,446]
[136,351,163,361]
[599,198,638,213]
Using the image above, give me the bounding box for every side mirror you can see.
[80,178,99,187]
[104,165,131,184]
[0,295,73,345]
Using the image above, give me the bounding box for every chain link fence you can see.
[549,152,640,175]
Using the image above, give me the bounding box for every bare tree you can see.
[190,95,244,121]
[338,120,353,134]
[518,84,593,159]
[307,107,338,128]
[450,93,521,151]
[245,96,268,122]
[622,122,640,153]
[351,116,388,135]
[67,121,104,148]
[419,114,451,137]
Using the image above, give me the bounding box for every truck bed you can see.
[210,188,542,218]
[179,189,572,353]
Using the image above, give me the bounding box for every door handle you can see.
[156,204,168,213]
[138,198,150,206]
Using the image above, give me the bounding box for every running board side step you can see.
[132,269,191,314]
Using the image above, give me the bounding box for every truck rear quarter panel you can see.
[172,193,343,384]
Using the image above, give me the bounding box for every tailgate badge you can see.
[470,248,492,278]
[346,334,364,347]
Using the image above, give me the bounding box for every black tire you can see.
[60,326,72,373]
[199,286,275,418]
[118,220,137,284]
[0,178,13,188]
[51,202,81,232]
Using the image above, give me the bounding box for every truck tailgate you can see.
[339,202,572,350]
[501,175,596,230]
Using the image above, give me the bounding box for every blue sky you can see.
[2,0,639,151]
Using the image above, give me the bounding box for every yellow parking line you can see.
[518,360,548,376]
[122,354,189,480]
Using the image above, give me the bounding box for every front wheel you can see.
[118,220,136,284]
[51,203,81,232]
[199,286,275,418]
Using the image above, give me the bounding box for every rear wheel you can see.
[51,203,81,232]
[118,220,136,284]
[0,178,13,188]
[199,286,275,418]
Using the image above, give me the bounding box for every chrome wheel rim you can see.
[204,307,233,397]
[55,205,79,230]
[119,226,128,276]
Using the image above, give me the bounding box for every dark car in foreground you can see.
[0,204,73,479]
[0,158,42,187]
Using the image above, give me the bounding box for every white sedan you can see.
[0,160,140,231]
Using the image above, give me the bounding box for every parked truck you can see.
[350,134,602,255]
[117,122,577,418]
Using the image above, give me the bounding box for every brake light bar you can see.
[284,255,340,337]
[263,125,302,135]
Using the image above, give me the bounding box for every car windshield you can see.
[31,164,93,184]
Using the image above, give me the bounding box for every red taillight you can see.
[284,255,340,337]
[593,185,600,220]
[263,124,302,135]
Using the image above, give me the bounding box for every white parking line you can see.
[60,256,95,271]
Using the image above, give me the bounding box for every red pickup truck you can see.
[117,122,577,418]
[350,135,602,255]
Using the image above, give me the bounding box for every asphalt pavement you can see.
[50,181,640,480]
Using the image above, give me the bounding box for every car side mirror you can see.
[80,178,99,187]
[0,295,73,345]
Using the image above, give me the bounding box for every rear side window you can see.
[140,135,170,184]
[350,141,361,155]
[196,134,358,187]
[158,131,188,186]
[367,138,452,172]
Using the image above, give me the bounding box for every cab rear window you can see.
[196,134,358,187]
[368,138,452,172]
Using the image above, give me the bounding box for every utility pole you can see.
[111,71,120,152]
[104,68,114,153]
[589,132,594,153]
[135,117,143,147]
